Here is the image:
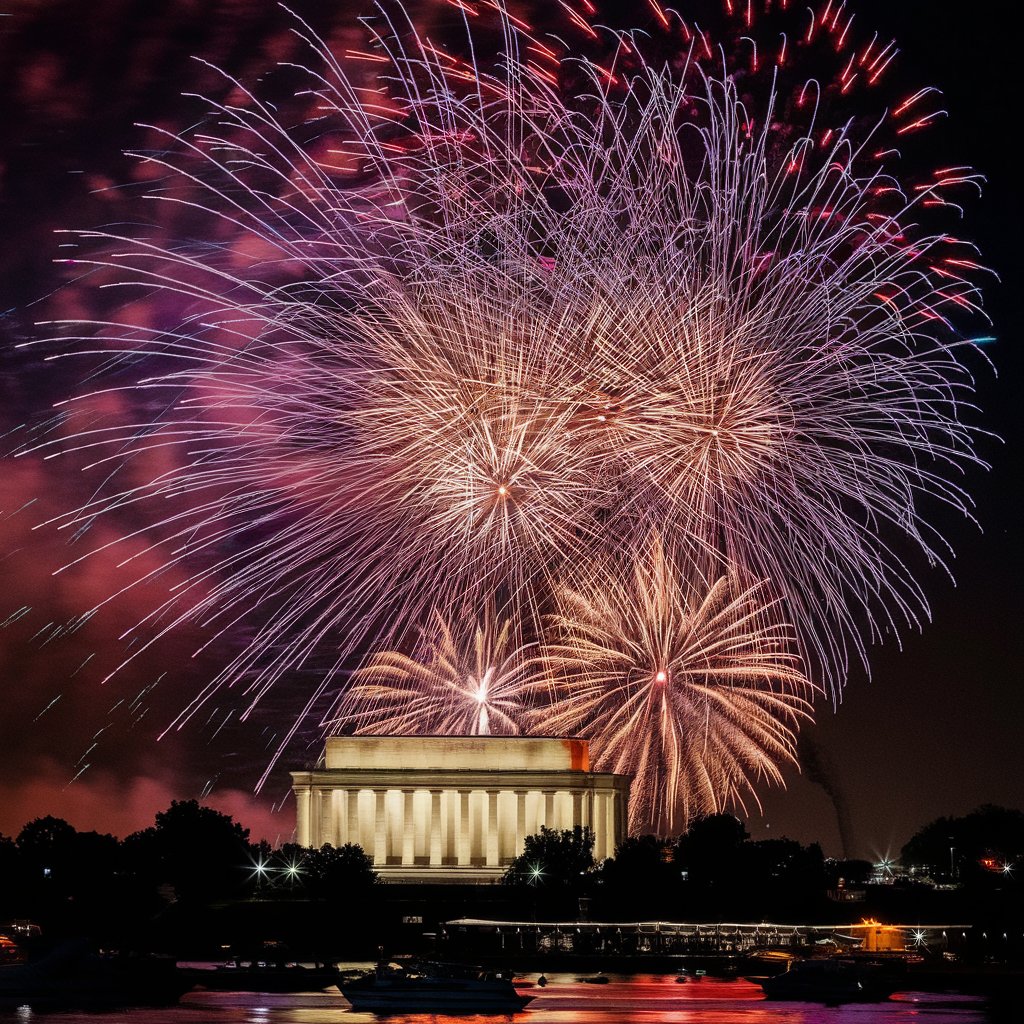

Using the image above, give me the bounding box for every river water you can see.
[0,972,999,1024]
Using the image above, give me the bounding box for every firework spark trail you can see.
[17,0,989,821]
[534,536,817,833]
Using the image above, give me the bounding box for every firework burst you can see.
[535,537,816,831]
[341,606,533,736]
[20,0,988,814]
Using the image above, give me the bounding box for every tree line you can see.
[0,800,377,942]
[501,805,1023,921]
[2,801,1020,939]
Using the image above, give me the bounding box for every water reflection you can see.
[0,974,992,1023]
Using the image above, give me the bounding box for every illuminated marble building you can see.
[291,736,631,882]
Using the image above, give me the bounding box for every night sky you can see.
[0,0,1020,860]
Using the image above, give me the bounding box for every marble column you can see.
[445,789,458,864]
[373,788,387,866]
[295,787,311,847]
[582,788,594,832]
[606,790,617,855]
[309,786,321,847]
[603,791,615,858]
[456,789,471,866]
[556,790,569,830]
[335,790,348,847]
[319,789,334,847]
[401,789,415,866]
[593,792,607,860]
[514,790,527,857]
[348,789,362,851]
[485,789,500,867]
[429,790,443,866]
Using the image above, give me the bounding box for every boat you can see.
[743,947,800,977]
[340,958,534,1012]
[181,960,344,992]
[759,957,898,1004]
[0,941,191,1010]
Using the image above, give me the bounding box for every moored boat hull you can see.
[341,959,533,1013]
[759,957,897,1004]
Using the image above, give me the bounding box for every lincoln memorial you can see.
[291,736,631,882]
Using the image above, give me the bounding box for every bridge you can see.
[442,918,971,955]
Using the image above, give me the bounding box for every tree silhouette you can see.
[123,799,251,903]
[502,826,595,891]
[302,843,378,900]
[674,814,749,890]
[903,805,1024,881]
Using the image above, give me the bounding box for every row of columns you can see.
[296,785,622,866]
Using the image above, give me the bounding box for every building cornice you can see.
[291,768,630,790]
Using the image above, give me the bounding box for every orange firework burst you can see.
[535,537,818,832]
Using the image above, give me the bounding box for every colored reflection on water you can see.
[0,973,994,1023]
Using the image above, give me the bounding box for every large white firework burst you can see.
[23,1,987,809]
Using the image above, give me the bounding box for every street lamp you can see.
[251,858,269,892]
